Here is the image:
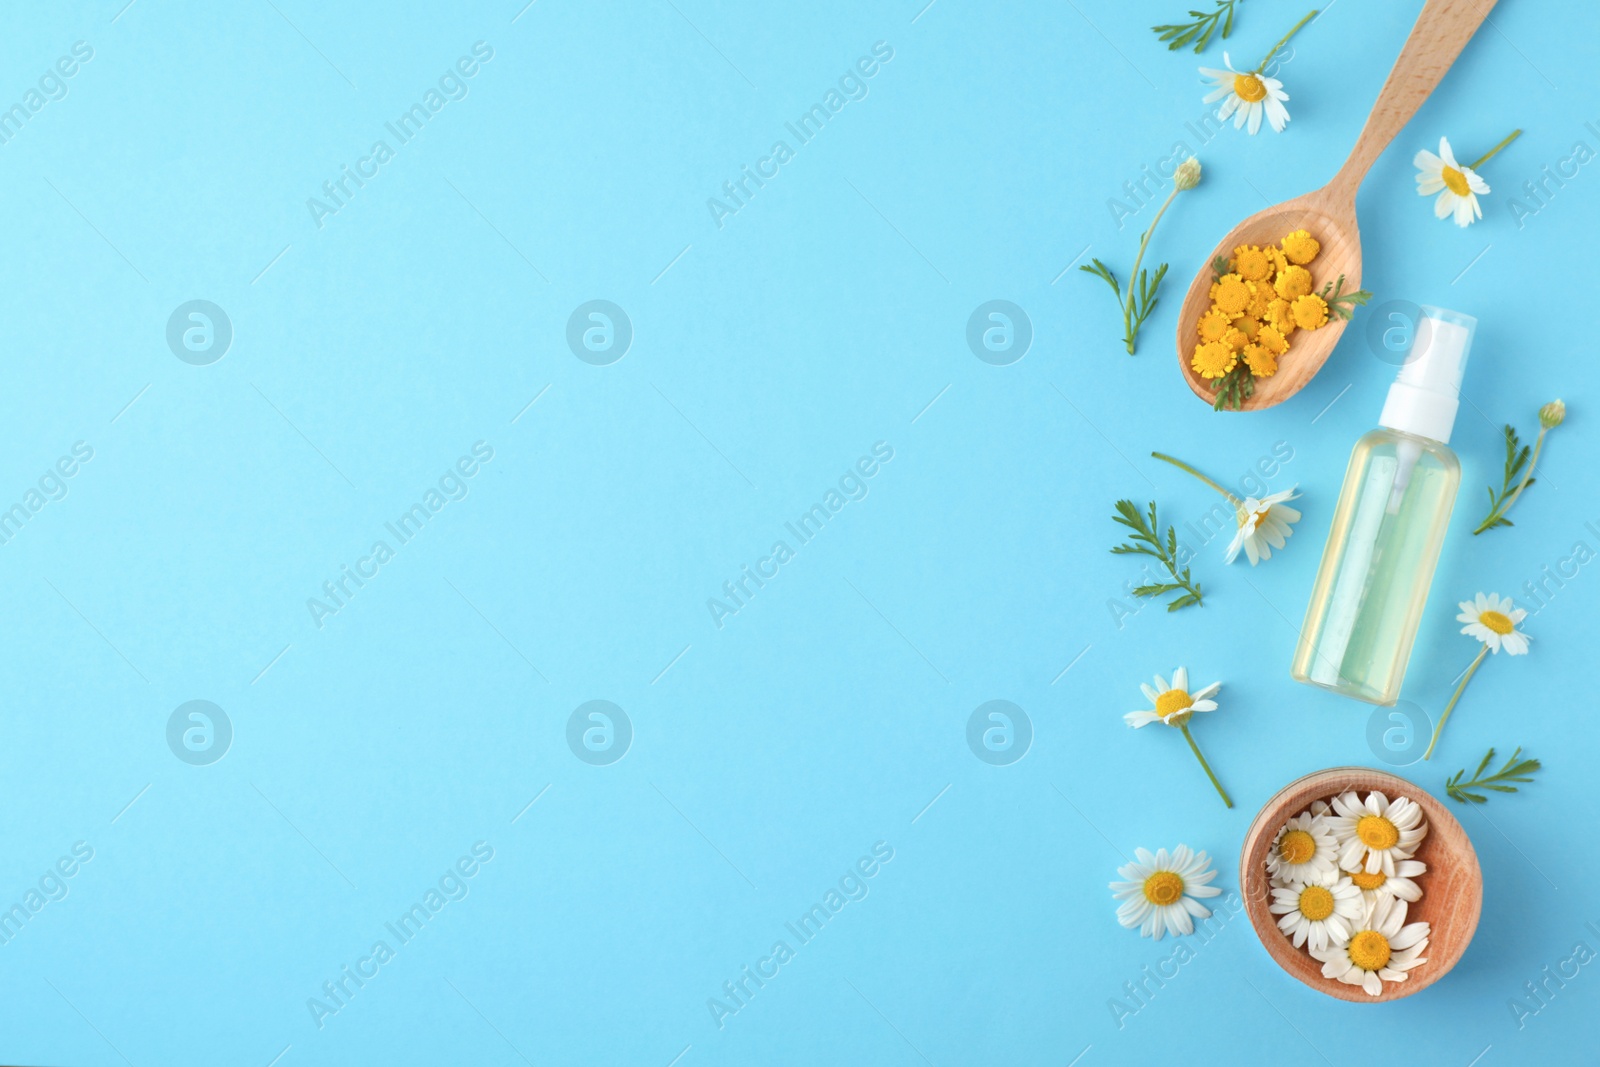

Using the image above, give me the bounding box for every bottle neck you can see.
[1379,381,1458,444]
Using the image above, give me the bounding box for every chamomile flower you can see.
[1270,868,1364,951]
[1329,791,1428,876]
[1273,265,1313,301]
[1343,857,1427,906]
[1265,297,1296,337]
[1232,244,1274,283]
[1258,324,1289,356]
[1458,592,1530,655]
[1264,245,1289,277]
[1310,896,1431,996]
[1414,137,1490,228]
[1126,667,1219,728]
[1265,810,1337,884]
[1209,273,1253,316]
[1124,666,1233,807]
[1111,846,1222,940]
[1426,591,1534,759]
[1197,307,1234,344]
[1192,340,1238,380]
[1280,229,1320,265]
[1224,488,1302,566]
[1291,293,1330,330]
[1200,53,1291,135]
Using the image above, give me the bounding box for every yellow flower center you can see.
[1356,815,1400,851]
[1233,73,1267,102]
[1266,298,1295,334]
[1143,870,1185,906]
[1347,930,1393,972]
[1442,166,1472,197]
[1291,294,1329,330]
[1213,276,1252,314]
[1259,325,1288,356]
[1198,310,1232,343]
[1274,266,1313,300]
[1155,689,1194,720]
[1347,868,1387,891]
[1280,230,1319,265]
[1191,341,1238,380]
[1233,247,1271,282]
[1278,829,1316,865]
[1299,884,1335,922]
[1479,609,1514,635]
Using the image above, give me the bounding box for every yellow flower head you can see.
[1197,307,1234,343]
[1266,298,1297,336]
[1222,325,1249,352]
[1243,343,1278,377]
[1281,229,1320,265]
[1258,324,1289,356]
[1191,340,1238,380]
[1231,245,1274,283]
[1265,245,1289,277]
[1274,265,1314,301]
[1233,317,1262,345]
[1292,293,1330,330]
[1246,280,1275,319]
[1209,273,1253,317]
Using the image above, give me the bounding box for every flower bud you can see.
[1540,399,1565,429]
[1174,157,1202,191]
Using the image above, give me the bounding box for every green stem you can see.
[1423,646,1490,761]
[1499,427,1546,514]
[1181,724,1233,807]
[1254,10,1318,73]
[1472,426,1547,535]
[1123,185,1180,354]
[1151,451,1245,513]
[1469,129,1522,171]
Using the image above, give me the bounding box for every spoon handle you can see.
[1326,0,1498,202]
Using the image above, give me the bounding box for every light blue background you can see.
[2,1,1596,1064]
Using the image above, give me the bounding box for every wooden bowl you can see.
[1239,767,1482,1002]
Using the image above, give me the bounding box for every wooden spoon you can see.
[1175,0,1497,411]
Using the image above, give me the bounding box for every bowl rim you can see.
[1238,765,1482,1002]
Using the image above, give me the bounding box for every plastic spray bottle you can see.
[1290,306,1476,706]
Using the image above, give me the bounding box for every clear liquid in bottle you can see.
[1290,429,1460,705]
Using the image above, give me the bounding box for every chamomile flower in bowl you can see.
[1310,896,1431,996]
[1241,767,1480,1002]
[1265,810,1336,884]
[1329,790,1428,877]
[1270,868,1364,951]
[1344,857,1427,906]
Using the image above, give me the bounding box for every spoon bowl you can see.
[1176,193,1360,410]
[1176,0,1496,411]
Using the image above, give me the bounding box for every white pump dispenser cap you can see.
[1378,306,1476,444]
